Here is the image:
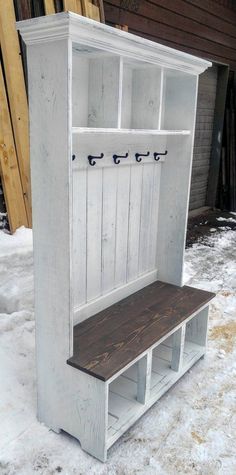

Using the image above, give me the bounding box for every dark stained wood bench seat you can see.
[67,281,215,381]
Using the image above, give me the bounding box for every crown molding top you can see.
[17,12,211,75]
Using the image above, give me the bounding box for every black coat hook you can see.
[88,153,104,166]
[153,150,168,161]
[135,151,150,163]
[72,154,76,161]
[113,152,129,165]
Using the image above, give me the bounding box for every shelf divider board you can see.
[158,67,164,130]
[137,351,152,404]
[72,127,191,135]
[117,56,123,129]
[171,325,186,372]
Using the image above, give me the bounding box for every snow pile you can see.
[0,227,33,315]
[217,216,236,224]
[0,227,236,474]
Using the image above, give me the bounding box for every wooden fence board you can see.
[63,0,82,13]
[14,0,32,20]
[32,0,45,16]
[43,0,56,14]
[0,0,31,226]
[0,62,28,232]
[82,0,100,20]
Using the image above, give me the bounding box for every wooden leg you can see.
[137,352,152,404]
[171,325,185,372]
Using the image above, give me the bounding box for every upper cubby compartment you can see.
[72,48,121,128]
[121,60,162,130]
[72,46,195,133]
[161,70,197,131]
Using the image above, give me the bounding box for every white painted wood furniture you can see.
[18,13,214,462]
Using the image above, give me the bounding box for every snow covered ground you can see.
[0,225,235,475]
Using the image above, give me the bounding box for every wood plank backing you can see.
[14,0,33,20]
[0,62,28,232]
[0,0,31,226]
[67,280,215,381]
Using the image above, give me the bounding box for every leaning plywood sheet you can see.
[81,0,100,21]
[63,0,82,14]
[0,63,28,232]
[44,0,56,14]
[0,0,31,226]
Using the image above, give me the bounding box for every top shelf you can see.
[72,127,191,136]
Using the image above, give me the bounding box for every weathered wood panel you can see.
[104,0,236,70]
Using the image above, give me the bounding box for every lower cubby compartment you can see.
[108,361,144,444]
[183,307,208,365]
[151,335,175,394]
[107,317,208,448]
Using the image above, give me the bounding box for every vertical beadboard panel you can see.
[88,57,120,128]
[72,55,89,127]
[73,169,87,308]
[148,164,161,270]
[131,68,161,129]
[138,164,154,275]
[102,167,117,293]
[127,165,143,281]
[114,166,130,287]
[73,161,161,312]
[86,168,102,301]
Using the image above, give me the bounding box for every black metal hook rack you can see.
[73,151,168,165]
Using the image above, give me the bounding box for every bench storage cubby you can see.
[18,12,214,462]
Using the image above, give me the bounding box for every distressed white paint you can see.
[171,325,186,372]
[157,77,199,286]
[108,318,206,449]
[121,64,162,129]
[17,12,211,75]
[137,351,152,404]
[18,12,211,463]
[185,306,209,347]
[72,133,165,318]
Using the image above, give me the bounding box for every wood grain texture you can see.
[0,62,28,232]
[26,37,73,432]
[104,0,236,70]
[44,0,56,14]
[32,0,45,16]
[82,0,100,20]
[0,0,31,226]
[14,0,32,20]
[63,0,82,14]
[68,280,215,381]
